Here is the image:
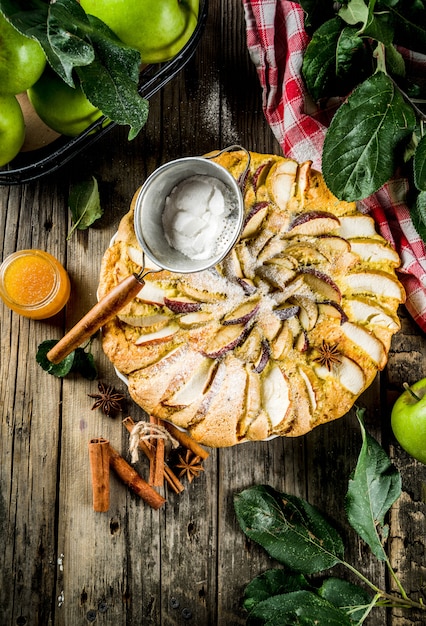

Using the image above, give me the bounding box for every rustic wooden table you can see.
[1,1,426,625]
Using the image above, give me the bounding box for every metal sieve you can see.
[134,153,245,274]
[47,147,249,364]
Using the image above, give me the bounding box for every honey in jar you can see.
[0,249,71,319]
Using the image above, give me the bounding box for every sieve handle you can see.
[205,144,251,188]
[46,273,145,364]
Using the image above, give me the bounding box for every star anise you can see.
[88,381,125,416]
[174,449,204,483]
[313,340,342,372]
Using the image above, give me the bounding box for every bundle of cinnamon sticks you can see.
[88,416,209,512]
[88,436,166,512]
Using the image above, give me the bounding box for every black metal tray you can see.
[0,0,208,186]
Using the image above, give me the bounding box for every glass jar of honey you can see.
[0,249,71,319]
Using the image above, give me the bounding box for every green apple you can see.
[27,68,104,137]
[391,379,426,464]
[79,0,199,64]
[0,94,25,166]
[0,12,46,95]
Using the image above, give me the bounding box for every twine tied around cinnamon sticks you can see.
[124,416,209,491]
[127,419,180,464]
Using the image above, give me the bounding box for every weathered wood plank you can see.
[0,180,68,626]
[387,311,426,625]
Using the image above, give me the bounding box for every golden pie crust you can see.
[98,150,405,447]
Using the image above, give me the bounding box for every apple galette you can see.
[98,150,405,447]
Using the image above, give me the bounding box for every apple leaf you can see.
[318,578,373,624]
[233,484,344,574]
[303,20,369,102]
[336,27,366,77]
[0,0,149,139]
[414,133,426,191]
[67,176,103,239]
[302,18,343,102]
[0,0,47,37]
[360,11,394,46]
[243,570,372,624]
[233,414,426,619]
[36,339,75,378]
[322,71,416,201]
[345,408,401,561]
[36,339,97,380]
[243,569,309,613]
[45,0,97,85]
[75,15,149,140]
[384,44,406,78]
[245,590,353,626]
[411,190,426,242]
[338,0,369,27]
[70,347,98,381]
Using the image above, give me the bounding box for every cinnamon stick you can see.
[122,417,184,494]
[107,442,166,510]
[162,420,210,460]
[149,415,165,487]
[88,437,110,512]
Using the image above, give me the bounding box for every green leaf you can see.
[246,590,352,626]
[36,339,75,377]
[360,5,394,44]
[71,348,97,381]
[345,408,401,561]
[243,569,309,613]
[384,44,406,78]
[36,340,98,380]
[318,578,373,623]
[76,15,149,140]
[234,485,344,575]
[302,18,343,102]
[413,134,426,191]
[411,190,426,241]
[302,19,371,101]
[322,71,416,201]
[46,0,95,85]
[336,27,365,77]
[68,176,103,238]
[338,0,369,27]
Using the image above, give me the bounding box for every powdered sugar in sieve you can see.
[162,174,240,261]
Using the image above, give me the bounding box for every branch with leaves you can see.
[234,408,425,624]
[297,0,426,243]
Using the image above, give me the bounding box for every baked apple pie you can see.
[98,150,405,447]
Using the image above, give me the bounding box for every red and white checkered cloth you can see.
[242,0,426,333]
